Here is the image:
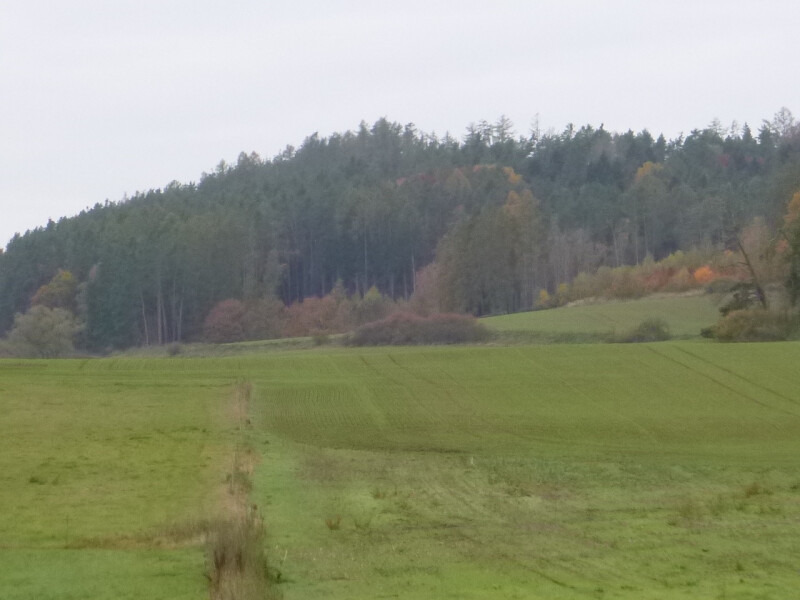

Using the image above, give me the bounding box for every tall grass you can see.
[205,511,279,600]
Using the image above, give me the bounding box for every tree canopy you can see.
[2,111,799,348]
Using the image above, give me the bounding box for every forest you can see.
[2,109,800,350]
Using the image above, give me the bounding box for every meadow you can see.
[2,336,800,598]
[483,293,720,341]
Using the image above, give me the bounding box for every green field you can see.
[3,340,800,598]
[483,293,721,339]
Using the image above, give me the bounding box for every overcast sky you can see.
[2,0,798,248]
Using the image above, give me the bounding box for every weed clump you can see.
[707,309,798,342]
[225,470,253,495]
[205,511,279,600]
[743,481,772,498]
[616,318,671,343]
[324,515,341,531]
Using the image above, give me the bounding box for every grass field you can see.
[3,340,800,598]
[483,293,721,340]
[0,359,234,599]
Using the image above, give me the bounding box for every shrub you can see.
[241,297,285,340]
[203,299,247,343]
[353,286,393,325]
[283,294,341,338]
[642,267,675,293]
[561,249,738,303]
[664,267,695,292]
[6,306,80,358]
[203,297,285,343]
[616,318,671,343]
[693,265,716,284]
[710,309,798,342]
[347,312,490,346]
[535,289,552,309]
[609,267,647,299]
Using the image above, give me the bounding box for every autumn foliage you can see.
[203,299,248,343]
[692,266,716,284]
[538,250,742,308]
[202,297,284,343]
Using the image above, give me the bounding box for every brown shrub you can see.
[282,294,343,338]
[203,299,247,343]
[203,298,285,343]
[241,297,285,340]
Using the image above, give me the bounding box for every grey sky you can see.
[2,0,798,248]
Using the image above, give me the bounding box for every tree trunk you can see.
[140,291,149,346]
[736,235,768,309]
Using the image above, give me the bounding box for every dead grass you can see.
[205,510,278,600]
[205,381,279,599]
[324,515,342,531]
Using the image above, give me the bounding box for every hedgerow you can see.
[346,312,490,346]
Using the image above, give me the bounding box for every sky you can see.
[2,0,799,248]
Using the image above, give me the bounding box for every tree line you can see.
[1,110,799,350]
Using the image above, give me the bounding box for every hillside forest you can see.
[2,109,800,351]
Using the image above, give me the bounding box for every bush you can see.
[6,306,80,358]
[609,267,647,299]
[347,312,490,346]
[203,297,285,343]
[709,309,798,342]
[616,318,672,343]
[693,265,716,285]
[241,297,285,340]
[560,249,740,304]
[283,294,342,338]
[203,299,247,343]
[353,286,393,325]
[664,267,695,292]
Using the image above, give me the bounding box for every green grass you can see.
[483,293,721,340]
[0,549,206,600]
[242,343,800,599]
[0,358,232,599]
[3,341,800,598]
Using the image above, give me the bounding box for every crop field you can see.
[483,293,720,339]
[2,341,800,598]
